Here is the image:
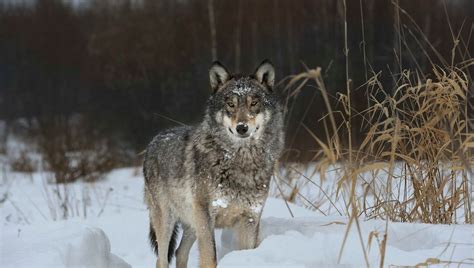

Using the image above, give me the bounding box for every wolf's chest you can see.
[206,147,272,198]
[211,146,272,177]
[222,146,267,167]
[211,179,269,201]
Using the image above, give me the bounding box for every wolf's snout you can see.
[236,123,248,135]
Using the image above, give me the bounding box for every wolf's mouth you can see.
[237,133,250,138]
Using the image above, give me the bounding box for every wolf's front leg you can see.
[235,214,260,249]
[192,201,217,268]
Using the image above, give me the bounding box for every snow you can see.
[250,203,262,214]
[212,198,228,209]
[1,167,473,267]
[232,86,253,97]
[2,222,130,268]
[221,217,474,267]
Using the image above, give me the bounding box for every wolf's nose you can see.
[236,123,248,135]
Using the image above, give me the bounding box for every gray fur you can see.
[143,60,284,268]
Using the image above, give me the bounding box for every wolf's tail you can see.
[149,222,179,263]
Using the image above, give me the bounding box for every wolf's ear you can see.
[254,59,275,90]
[209,61,230,92]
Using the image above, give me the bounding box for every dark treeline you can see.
[0,0,472,162]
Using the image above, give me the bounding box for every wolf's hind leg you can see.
[175,224,196,268]
[150,207,176,268]
[235,216,260,250]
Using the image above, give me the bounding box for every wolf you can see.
[143,60,285,268]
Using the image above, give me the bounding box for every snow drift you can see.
[2,222,130,268]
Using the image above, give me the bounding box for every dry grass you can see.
[34,116,127,183]
[281,24,473,225]
[279,61,472,268]
[279,0,473,212]
[278,3,473,266]
[359,67,472,224]
[8,150,37,173]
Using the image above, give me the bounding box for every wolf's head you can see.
[206,60,280,142]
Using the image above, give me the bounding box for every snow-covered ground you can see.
[1,166,473,267]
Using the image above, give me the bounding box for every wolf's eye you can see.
[251,100,259,107]
[227,102,234,108]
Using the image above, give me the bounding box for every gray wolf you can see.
[143,60,285,268]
